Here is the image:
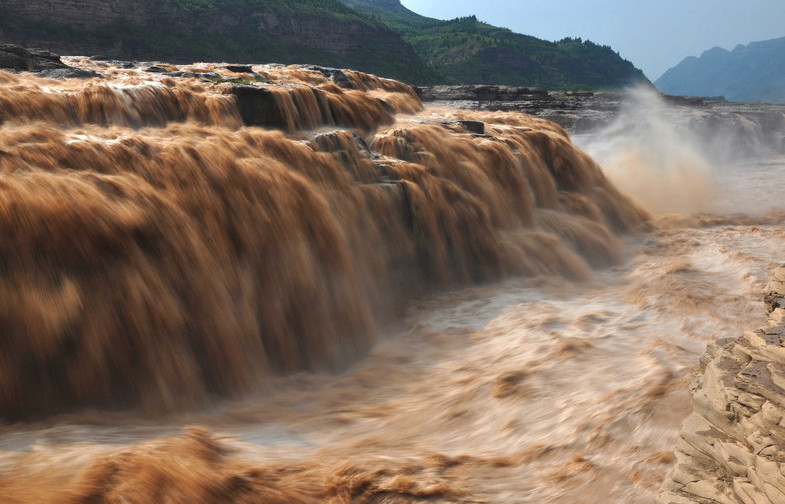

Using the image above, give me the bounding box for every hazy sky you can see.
[400,0,785,81]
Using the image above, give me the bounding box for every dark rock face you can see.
[661,94,706,107]
[37,67,102,79]
[226,84,288,129]
[0,44,102,79]
[297,65,354,89]
[456,120,485,135]
[144,65,170,73]
[417,85,549,102]
[0,43,66,71]
[89,57,135,68]
[225,64,253,74]
[226,83,340,132]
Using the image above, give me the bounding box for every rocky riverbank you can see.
[416,84,785,158]
[657,267,785,504]
[416,84,624,132]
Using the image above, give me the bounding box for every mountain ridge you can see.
[0,0,648,89]
[340,0,649,89]
[655,36,785,103]
[0,0,443,84]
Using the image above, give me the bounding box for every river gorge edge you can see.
[657,266,785,504]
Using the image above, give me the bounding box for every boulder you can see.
[37,67,102,79]
[0,43,66,71]
[457,120,485,135]
[296,64,354,89]
[225,84,287,129]
[225,64,253,74]
[89,57,135,68]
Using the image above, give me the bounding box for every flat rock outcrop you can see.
[0,43,66,71]
[658,266,785,504]
[417,84,551,102]
[416,84,630,132]
[419,84,785,158]
[0,44,102,79]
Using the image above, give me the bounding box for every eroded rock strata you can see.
[658,266,785,504]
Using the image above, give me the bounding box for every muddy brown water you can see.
[0,58,783,503]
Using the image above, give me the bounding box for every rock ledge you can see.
[658,265,785,504]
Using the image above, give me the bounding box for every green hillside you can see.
[1,0,648,88]
[340,0,649,89]
[0,0,443,84]
[341,0,440,30]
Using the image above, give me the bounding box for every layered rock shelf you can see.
[417,84,785,157]
[658,266,785,504]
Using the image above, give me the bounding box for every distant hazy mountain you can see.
[341,0,649,90]
[655,36,785,103]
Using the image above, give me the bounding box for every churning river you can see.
[0,58,783,504]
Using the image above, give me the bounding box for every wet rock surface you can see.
[0,43,103,79]
[658,265,785,504]
[0,43,67,71]
[418,84,785,157]
[36,67,102,79]
[416,84,624,132]
[295,64,354,89]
